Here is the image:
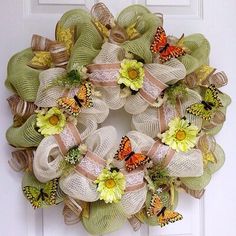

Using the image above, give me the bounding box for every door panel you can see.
[1,0,235,235]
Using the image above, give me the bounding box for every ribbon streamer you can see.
[128,216,142,231]
[9,149,34,172]
[63,197,83,225]
[7,94,37,119]
[91,2,114,29]
[29,34,69,69]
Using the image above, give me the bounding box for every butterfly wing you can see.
[77,83,93,108]
[186,103,213,120]
[115,136,132,161]
[147,194,163,217]
[204,85,223,109]
[151,27,185,62]
[160,45,185,63]
[23,186,42,209]
[158,209,183,227]
[43,178,59,206]
[203,152,217,166]
[187,85,223,120]
[150,27,167,53]
[57,97,80,117]
[125,153,150,171]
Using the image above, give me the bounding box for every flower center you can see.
[175,130,186,141]
[128,68,138,80]
[49,115,60,126]
[105,179,116,189]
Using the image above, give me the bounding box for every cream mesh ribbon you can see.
[88,63,167,103]
[59,126,117,202]
[33,118,97,182]
[147,139,203,177]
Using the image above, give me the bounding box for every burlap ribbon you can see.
[75,150,106,181]
[87,63,167,104]
[202,111,226,130]
[54,123,81,155]
[185,64,228,89]
[128,216,142,231]
[157,98,183,133]
[7,94,37,119]
[29,34,69,69]
[121,168,146,192]
[147,139,176,167]
[8,149,34,172]
[180,183,205,199]
[63,196,84,225]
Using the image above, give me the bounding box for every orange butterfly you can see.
[115,136,150,171]
[57,82,93,117]
[150,26,186,63]
[147,193,183,227]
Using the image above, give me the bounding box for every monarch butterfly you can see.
[186,84,223,120]
[147,193,183,227]
[115,136,150,171]
[23,178,59,209]
[57,82,93,117]
[150,26,186,63]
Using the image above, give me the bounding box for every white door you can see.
[1,0,235,236]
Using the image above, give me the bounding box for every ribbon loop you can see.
[7,95,37,119]
[31,34,55,51]
[63,197,83,225]
[204,71,228,88]
[128,216,142,232]
[90,2,114,29]
[9,149,34,172]
[202,111,226,130]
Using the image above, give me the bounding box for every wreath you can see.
[5,3,231,235]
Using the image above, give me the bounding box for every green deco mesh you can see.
[117,5,162,63]
[6,114,43,148]
[57,8,104,70]
[180,144,225,190]
[82,200,127,235]
[179,34,210,74]
[5,48,40,102]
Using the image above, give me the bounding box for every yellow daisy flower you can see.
[94,169,126,203]
[161,117,199,152]
[117,59,145,91]
[36,107,66,136]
